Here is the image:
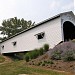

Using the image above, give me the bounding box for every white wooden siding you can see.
[0,17,62,53]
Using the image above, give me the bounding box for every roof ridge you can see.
[0,11,73,43]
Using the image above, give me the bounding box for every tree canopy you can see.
[0,17,35,39]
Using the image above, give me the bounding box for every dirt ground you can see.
[28,53,75,74]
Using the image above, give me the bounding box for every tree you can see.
[0,17,35,38]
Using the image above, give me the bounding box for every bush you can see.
[50,48,75,61]
[26,49,39,60]
[24,44,49,61]
[37,62,42,66]
[38,60,54,66]
[62,50,75,61]
[43,44,49,52]
[39,47,44,55]
[31,49,39,59]
[24,53,29,62]
[43,60,54,64]
[28,48,44,60]
[46,60,54,64]
[51,50,62,60]
[41,61,45,66]
[29,51,36,59]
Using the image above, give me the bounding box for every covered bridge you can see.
[0,11,75,54]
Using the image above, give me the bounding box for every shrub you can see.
[32,49,39,59]
[24,44,49,61]
[41,61,45,66]
[47,60,54,64]
[50,48,75,61]
[24,48,44,61]
[29,51,35,59]
[37,62,42,66]
[43,60,54,64]
[29,48,44,59]
[62,50,75,61]
[40,60,54,66]
[28,49,39,59]
[24,53,29,62]
[51,50,62,60]
[43,44,49,52]
[39,47,44,55]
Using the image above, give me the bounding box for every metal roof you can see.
[0,11,73,43]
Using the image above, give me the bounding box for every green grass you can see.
[0,55,5,63]
[0,60,71,75]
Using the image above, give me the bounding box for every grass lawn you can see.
[0,60,73,75]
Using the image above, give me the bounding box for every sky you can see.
[74,0,75,14]
[0,0,74,26]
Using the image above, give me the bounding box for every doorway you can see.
[63,21,75,41]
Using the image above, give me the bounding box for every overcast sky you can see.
[0,0,74,25]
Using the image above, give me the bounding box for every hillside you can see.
[28,41,75,74]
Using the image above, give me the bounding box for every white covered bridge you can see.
[0,11,75,54]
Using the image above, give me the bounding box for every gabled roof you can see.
[0,11,73,43]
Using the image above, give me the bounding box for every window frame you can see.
[12,41,17,46]
[35,32,45,40]
[1,45,4,50]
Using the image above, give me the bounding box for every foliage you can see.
[51,48,75,61]
[61,50,75,61]
[24,44,49,62]
[37,60,54,66]
[51,50,62,60]
[29,49,39,59]
[0,17,35,40]
[44,60,54,64]
[39,47,44,55]
[41,61,45,66]
[24,50,38,61]
[43,44,49,52]
[37,62,42,66]
[24,53,29,62]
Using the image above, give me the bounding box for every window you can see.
[2,45,4,49]
[35,32,45,40]
[12,41,17,46]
